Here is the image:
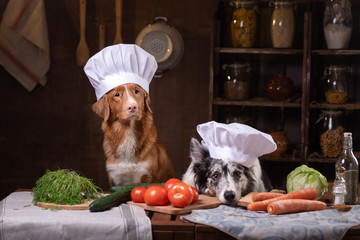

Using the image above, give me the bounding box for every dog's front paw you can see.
[204,188,216,197]
[141,174,153,183]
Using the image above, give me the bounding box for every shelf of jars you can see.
[305,0,360,170]
[210,0,306,167]
[210,0,359,186]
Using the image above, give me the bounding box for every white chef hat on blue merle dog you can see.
[84,44,157,100]
[197,121,277,168]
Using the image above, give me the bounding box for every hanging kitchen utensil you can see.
[135,17,184,77]
[76,0,90,66]
[113,0,123,44]
[99,23,105,50]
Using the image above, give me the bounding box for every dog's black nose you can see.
[224,191,235,202]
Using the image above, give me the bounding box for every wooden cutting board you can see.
[237,190,286,208]
[36,199,93,210]
[237,192,255,208]
[127,194,221,215]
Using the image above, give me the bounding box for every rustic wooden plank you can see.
[128,195,221,215]
[152,231,175,240]
[195,233,236,240]
[213,98,302,108]
[151,212,172,221]
[215,47,303,55]
[309,101,360,110]
[152,221,194,231]
[153,231,194,240]
[312,49,360,55]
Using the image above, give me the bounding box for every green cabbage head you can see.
[286,165,328,200]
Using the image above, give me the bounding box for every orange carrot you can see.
[251,192,284,202]
[267,199,327,215]
[247,188,317,211]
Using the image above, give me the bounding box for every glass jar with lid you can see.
[222,63,251,100]
[319,109,346,158]
[323,0,352,49]
[270,0,295,48]
[230,0,257,48]
[322,65,350,104]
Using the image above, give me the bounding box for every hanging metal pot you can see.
[135,17,184,77]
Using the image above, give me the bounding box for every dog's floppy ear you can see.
[92,95,110,121]
[190,138,210,163]
[189,138,211,194]
[144,93,153,113]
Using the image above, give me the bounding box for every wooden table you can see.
[147,209,360,240]
[15,189,360,239]
[147,210,234,240]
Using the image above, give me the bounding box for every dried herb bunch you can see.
[33,169,102,205]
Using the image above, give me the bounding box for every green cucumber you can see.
[109,182,165,193]
[89,182,165,212]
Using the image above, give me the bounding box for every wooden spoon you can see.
[99,23,105,50]
[76,0,90,66]
[113,0,123,44]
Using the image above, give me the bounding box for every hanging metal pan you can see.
[135,17,184,77]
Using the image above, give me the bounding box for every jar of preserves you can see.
[319,109,346,158]
[223,63,251,100]
[266,131,289,157]
[230,0,257,48]
[266,74,296,101]
[323,0,352,49]
[270,0,295,48]
[322,65,350,104]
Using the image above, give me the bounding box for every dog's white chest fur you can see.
[106,128,150,185]
[116,128,137,163]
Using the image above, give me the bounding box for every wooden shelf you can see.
[309,101,360,110]
[312,49,360,55]
[307,157,337,163]
[260,156,301,162]
[213,98,302,108]
[210,1,360,185]
[215,47,304,55]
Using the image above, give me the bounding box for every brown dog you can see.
[92,83,174,185]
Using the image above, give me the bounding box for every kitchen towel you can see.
[182,204,360,240]
[0,0,50,91]
[0,192,152,240]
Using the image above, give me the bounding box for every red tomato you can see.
[130,186,147,203]
[144,185,168,206]
[164,178,182,193]
[190,186,199,204]
[147,184,163,189]
[168,182,194,208]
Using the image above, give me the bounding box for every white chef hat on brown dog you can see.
[197,121,277,167]
[84,44,157,100]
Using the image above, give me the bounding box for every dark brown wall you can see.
[0,0,217,199]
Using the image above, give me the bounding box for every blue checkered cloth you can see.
[182,204,360,240]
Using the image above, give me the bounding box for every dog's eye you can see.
[233,170,241,177]
[114,93,120,97]
[212,172,220,179]
[134,89,140,94]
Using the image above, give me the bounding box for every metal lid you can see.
[230,0,256,8]
[271,0,295,7]
[321,109,344,115]
[222,62,251,73]
[325,65,350,73]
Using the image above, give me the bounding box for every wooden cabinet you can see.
[209,0,360,188]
